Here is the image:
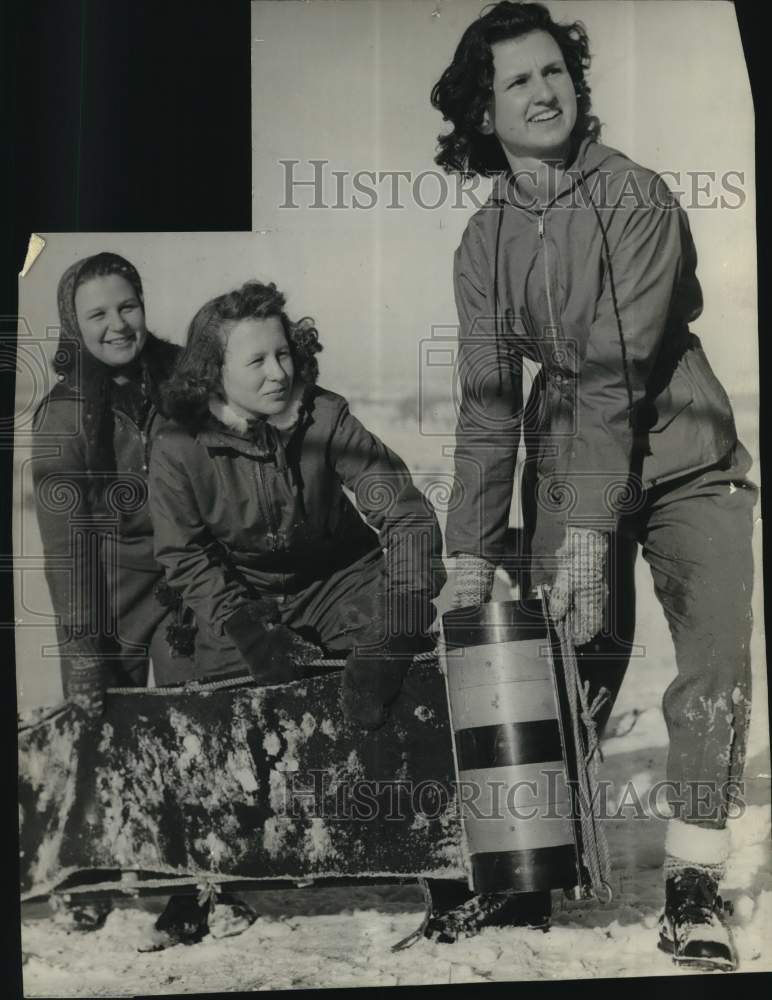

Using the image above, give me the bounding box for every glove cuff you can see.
[67,659,103,690]
[557,525,608,553]
[560,527,608,578]
[66,657,105,716]
[452,553,496,608]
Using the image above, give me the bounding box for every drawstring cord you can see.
[578,174,635,430]
[490,172,634,427]
[492,203,505,395]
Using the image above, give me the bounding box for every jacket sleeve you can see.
[328,403,446,600]
[31,397,106,665]
[444,218,523,563]
[555,179,703,527]
[148,431,252,636]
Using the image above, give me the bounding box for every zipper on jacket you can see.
[538,211,558,337]
[116,405,153,474]
[140,416,151,474]
[255,458,279,551]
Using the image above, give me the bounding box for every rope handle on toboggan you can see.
[108,649,440,693]
[17,650,441,731]
[538,586,613,904]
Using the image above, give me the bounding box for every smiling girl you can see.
[428,0,756,969]
[32,253,189,712]
[31,252,195,934]
[149,280,444,725]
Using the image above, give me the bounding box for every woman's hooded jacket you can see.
[148,383,446,641]
[445,136,739,576]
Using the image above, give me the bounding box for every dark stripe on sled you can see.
[455,719,563,770]
[442,600,548,648]
[472,844,579,893]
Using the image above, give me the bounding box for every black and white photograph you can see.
[11,0,771,993]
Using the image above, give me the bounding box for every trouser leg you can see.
[282,546,424,656]
[190,547,390,683]
[59,563,162,692]
[641,449,756,830]
[108,561,196,687]
[108,564,165,686]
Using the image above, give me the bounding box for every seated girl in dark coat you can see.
[149,279,445,729]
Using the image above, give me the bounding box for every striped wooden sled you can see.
[18,657,467,903]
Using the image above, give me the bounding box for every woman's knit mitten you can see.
[340,592,435,732]
[451,553,496,609]
[547,527,608,645]
[341,650,408,731]
[225,600,323,685]
[259,625,325,682]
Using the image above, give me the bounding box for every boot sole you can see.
[138,929,209,953]
[657,930,737,973]
[426,919,551,944]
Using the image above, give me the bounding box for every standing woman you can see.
[430,1,755,970]
[31,252,195,933]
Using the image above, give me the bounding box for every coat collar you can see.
[489,136,626,212]
[198,381,308,457]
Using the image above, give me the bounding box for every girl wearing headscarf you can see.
[32,252,187,713]
[32,252,255,946]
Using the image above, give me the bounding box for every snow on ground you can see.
[20,739,772,995]
[17,395,771,991]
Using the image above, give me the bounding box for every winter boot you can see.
[657,866,737,972]
[49,893,112,932]
[139,894,211,952]
[392,879,551,949]
[207,892,257,940]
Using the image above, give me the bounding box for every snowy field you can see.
[16,392,772,991]
[19,745,772,994]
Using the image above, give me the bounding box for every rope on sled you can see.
[550,606,613,903]
[103,649,441,696]
[18,651,442,729]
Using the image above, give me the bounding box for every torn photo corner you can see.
[13,0,769,993]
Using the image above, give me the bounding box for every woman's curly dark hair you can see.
[164,280,323,429]
[431,1,600,178]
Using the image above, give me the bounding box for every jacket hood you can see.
[203,380,308,456]
[208,378,306,433]
[489,137,633,212]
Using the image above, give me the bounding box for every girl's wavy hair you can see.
[164,280,323,429]
[430,0,600,178]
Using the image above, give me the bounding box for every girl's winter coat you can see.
[32,336,182,686]
[445,136,741,573]
[148,384,445,642]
